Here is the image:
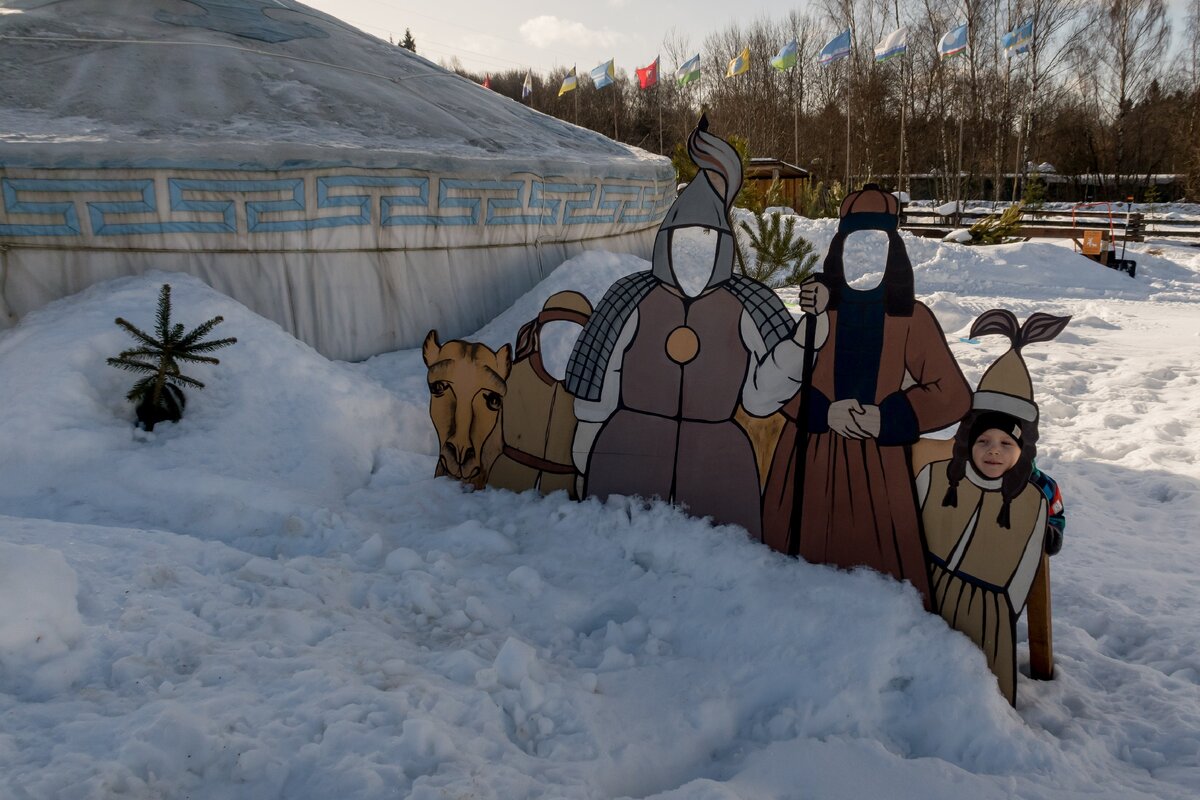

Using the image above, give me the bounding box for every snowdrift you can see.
[1,239,1199,798]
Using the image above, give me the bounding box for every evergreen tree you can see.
[400,28,416,52]
[106,284,237,431]
[738,211,819,287]
[968,203,1025,245]
[1022,175,1047,209]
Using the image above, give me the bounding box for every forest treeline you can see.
[445,0,1200,202]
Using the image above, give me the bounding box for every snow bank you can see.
[0,542,84,697]
[0,272,409,552]
[1,241,1198,798]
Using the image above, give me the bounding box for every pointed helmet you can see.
[651,116,742,292]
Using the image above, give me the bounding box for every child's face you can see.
[972,428,1021,479]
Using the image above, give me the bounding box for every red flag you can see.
[636,57,659,90]
[482,73,492,89]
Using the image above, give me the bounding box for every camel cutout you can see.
[423,330,511,489]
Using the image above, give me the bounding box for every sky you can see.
[299,0,804,78]
[301,0,1195,81]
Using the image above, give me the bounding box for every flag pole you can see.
[898,56,907,195]
[956,58,965,212]
[658,77,664,153]
[613,81,618,140]
[845,58,852,189]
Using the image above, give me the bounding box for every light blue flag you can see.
[818,29,852,66]
[938,23,968,60]
[590,58,616,90]
[771,40,799,71]
[1002,19,1034,55]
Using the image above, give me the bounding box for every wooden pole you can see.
[1027,553,1054,679]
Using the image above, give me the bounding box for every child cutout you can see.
[915,309,1070,705]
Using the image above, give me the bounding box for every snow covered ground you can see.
[1,226,1198,799]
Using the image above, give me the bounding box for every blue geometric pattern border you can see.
[0,173,674,238]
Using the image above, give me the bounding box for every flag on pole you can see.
[726,46,750,78]
[590,58,616,89]
[636,56,659,89]
[874,27,907,62]
[938,23,969,60]
[770,40,799,71]
[1002,19,1033,55]
[558,67,578,97]
[522,70,533,99]
[482,73,491,89]
[676,53,701,86]
[817,29,852,65]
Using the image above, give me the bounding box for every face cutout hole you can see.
[842,230,889,289]
[538,320,584,381]
[670,226,719,297]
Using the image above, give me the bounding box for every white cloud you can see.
[518,15,619,48]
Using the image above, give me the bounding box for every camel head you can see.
[422,330,512,488]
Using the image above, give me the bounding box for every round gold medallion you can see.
[665,326,700,364]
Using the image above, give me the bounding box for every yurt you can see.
[0,0,674,360]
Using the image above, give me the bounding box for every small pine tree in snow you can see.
[400,28,416,52]
[106,284,237,432]
[738,211,820,287]
[968,203,1025,245]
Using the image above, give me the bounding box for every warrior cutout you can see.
[563,117,828,537]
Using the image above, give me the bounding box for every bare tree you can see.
[1094,0,1170,195]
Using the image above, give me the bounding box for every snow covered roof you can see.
[0,0,667,175]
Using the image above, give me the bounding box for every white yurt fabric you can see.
[0,0,674,360]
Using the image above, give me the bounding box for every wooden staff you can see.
[786,308,819,557]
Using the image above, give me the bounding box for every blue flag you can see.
[590,58,616,90]
[938,23,968,60]
[1002,19,1033,55]
[818,29,852,66]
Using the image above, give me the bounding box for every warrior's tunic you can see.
[917,461,1048,705]
[576,283,813,539]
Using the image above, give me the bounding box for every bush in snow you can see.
[106,283,237,431]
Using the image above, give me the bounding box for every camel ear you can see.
[495,343,512,381]
[422,330,441,367]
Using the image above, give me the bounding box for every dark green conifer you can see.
[738,211,819,288]
[106,284,237,431]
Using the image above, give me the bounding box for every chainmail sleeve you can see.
[726,274,796,350]
[563,272,659,401]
